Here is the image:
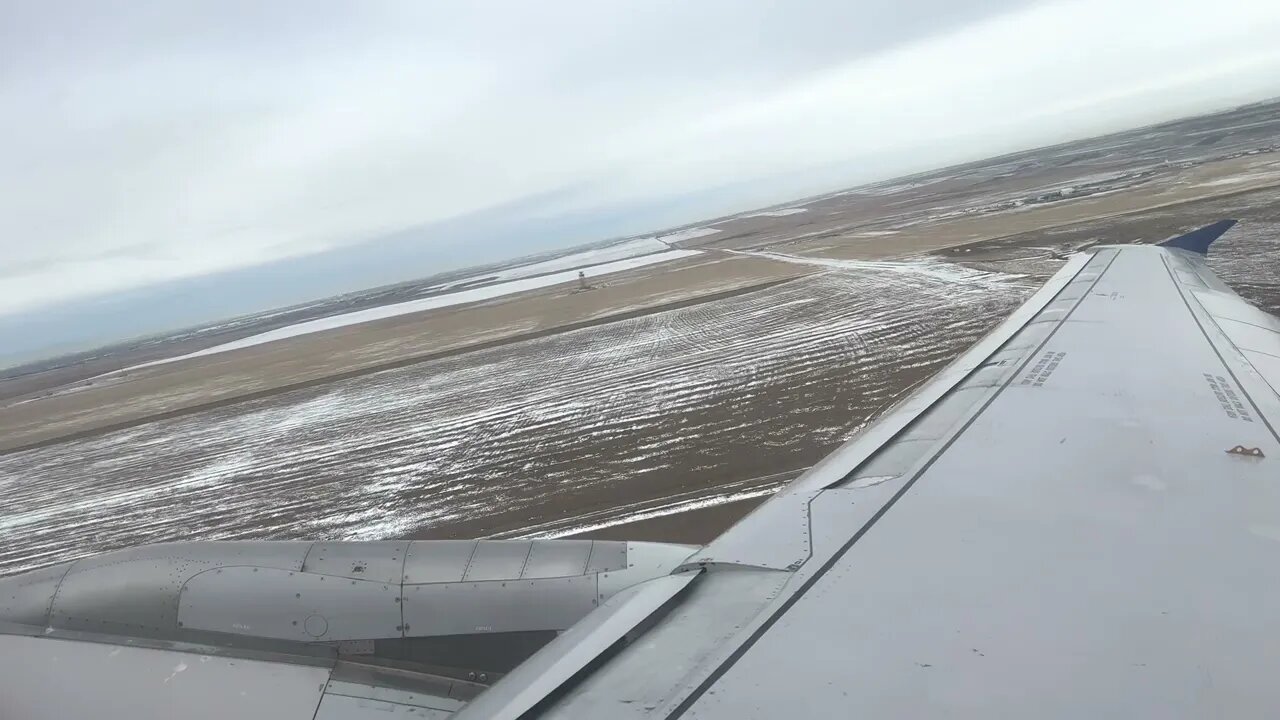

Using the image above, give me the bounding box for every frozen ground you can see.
[0,258,1036,575]
[723,248,1026,286]
[114,248,701,374]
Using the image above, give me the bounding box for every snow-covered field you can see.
[1192,169,1280,189]
[0,259,1036,575]
[117,248,701,373]
[723,249,1025,288]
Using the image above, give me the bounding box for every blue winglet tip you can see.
[1158,219,1238,255]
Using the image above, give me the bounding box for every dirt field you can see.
[2,101,1280,576]
[0,255,807,452]
[0,257,1034,573]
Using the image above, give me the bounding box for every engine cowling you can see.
[0,539,697,676]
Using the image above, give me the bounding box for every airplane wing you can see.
[459,220,1280,718]
[3,221,1278,718]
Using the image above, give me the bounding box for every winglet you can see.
[1158,219,1237,255]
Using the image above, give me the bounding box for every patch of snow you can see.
[443,237,672,288]
[722,248,1024,288]
[657,227,721,243]
[115,249,701,373]
[1195,174,1280,188]
[743,208,808,218]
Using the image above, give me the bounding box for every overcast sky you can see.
[3,0,1280,345]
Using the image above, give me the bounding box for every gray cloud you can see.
[2,0,1280,323]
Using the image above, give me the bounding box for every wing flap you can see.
[1187,287,1280,397]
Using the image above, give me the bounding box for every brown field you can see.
[0,255,807,453]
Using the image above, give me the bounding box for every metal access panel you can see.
[303,541,410,585]
[179,567,403,642]
[0,561,71,627]
[403,541,478,584]
[521,540,593,579]
[323,679,464,713]
[584,541,627,573]
[402,575,598,637]
[313,693,454,719]
[51,555,189,635]
[462,541,533,582]
[0,634,330,720]
[49,542,313,635]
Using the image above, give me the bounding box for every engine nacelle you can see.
[0,539,696,674]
